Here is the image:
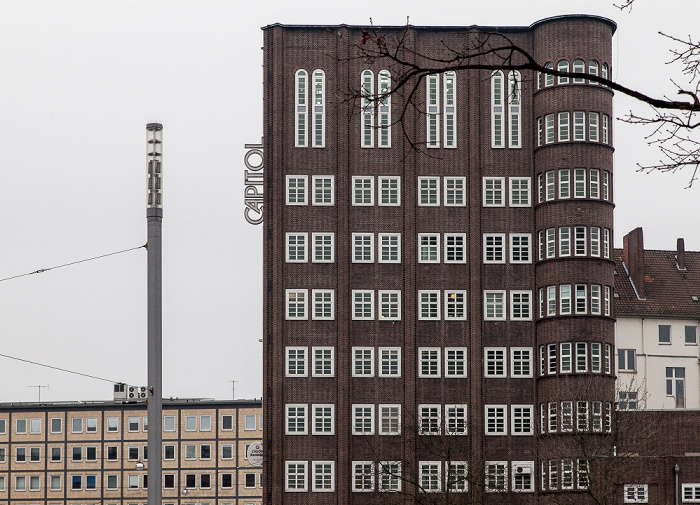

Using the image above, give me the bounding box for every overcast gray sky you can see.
[1,0,698,403]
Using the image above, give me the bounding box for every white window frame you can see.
[352,176,374,206]
[352,405,375,435]
[491,70,504,148]
[285,289,308,320]
[483,177,505,206]
[420,461,442,492]
[378,347,401,377]
[558,111,570,142]
[352,290,374,320]
[486,461,508,492]
[378,233,401,263]
[483,233,505,264]
[511,347,533,378]
[361,70,375,148]
[573,111,585,141]
[285,461,308,492]
[312,289,334,320]
[378,176,400,206]
[485,347,507,378]
[285,404,308,435]
[509,177,531,207]
[545,114,555,144]
[311,232,334,263]
[508,70,522,148]
[286,175,308,205]
[445,291,467,320]
[352,233,374,263]
[286,346,308,377]
[427,74,440,148]
[418,347,441,378]
[445,404,468,435]
[418,176,440,206]
[625,484,649,503]
[312,405,335,435]
[379,461,402,492]
[418,290,440,320]
[353,461,375,492]
[485,405,507,435]
[444,233,467,264]
[378,405,401,435]
[418,233,440,263]
[379,290,401,320]
[510,290,532,321]
[311,175,334,205]
[444,176,465,206]
[512,461,534,492]
[352,347,374,377]
[510,233,531,263]
[312,461,335,492]
[445,347,467,377]
[484,290,506,321]
[294,69,308,147]
[285,232,308,263]
[378,70,392,148]
[312,346,334,377]
[559,169,571,198]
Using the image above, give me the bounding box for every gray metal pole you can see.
[146,123,163,505]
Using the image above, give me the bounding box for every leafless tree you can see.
[347,11,700,184]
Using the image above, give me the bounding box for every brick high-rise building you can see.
[263,16,617,503]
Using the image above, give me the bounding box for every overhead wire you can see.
[0,352,121,384]
[0,244,146,283]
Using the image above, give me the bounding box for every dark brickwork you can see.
[256,17,679,505]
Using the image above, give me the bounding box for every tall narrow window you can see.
[589,112,599,142]
[544,62,554,86]
[558,112,570,142]
[444,71,456,147]
[588,60,599,84]
[572,59,585,83]
[508,71,521,148]
[602,114,610,144]
[491,71,504,148]
[545,114,555,144]
[295,70,308,147]
[378,70,391,147]
[557,60,569,84]
[312,69,325,147]
[573,112,585,141]
[361,70,375,148]
[427,74,440,148]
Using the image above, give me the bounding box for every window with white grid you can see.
[485,348,506,377]
[352,233,374,263]
[352,290,374,320]
[510,177,530,206]
[484,234,505,263]
[444,233,466,263]
[286,175,307,205]
[312,232,334,263]
[286,289,307,320]
[285,404,307,435]
[378,233,401,263]
[312,289,334,320]
[352,461,374,491]
[352,347,374,377]
[378,176,400,206]
[418,233,440,263]
[379,461,401,492]
[286,233,307,263]
[510,291,532,320]
[312,461,334,492]
[379,405,401,435]
[444,177,466,206]
[352,406,374,435]
[484,291,506,320]
[624,484,648,503]
[445,291,467,320]
[419,348,440,377]
[285,346,307,377]
[379,348,401,377]
[445,347,467,377]
[447,461,468,492]
[312,175,334,205]
[483,177,505,206]
[312,405,334,435]
[485,405,506,435]
[285,461,307,492]
[420,462,442,492]
[511,347,533,377]
[510,233,531,263]
[445,405,467,435]
[486,461,508,492]
[418,176,440,206]
[312,347,333,377]
[511,405,533,435]
[352,176,374,205]
[379,290,401,320]
[418,290,440,320]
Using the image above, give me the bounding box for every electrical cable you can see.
[0,244,146,283]
[0,353,120,383]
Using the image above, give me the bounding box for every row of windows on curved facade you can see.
[538,285,612,318]
[537,111,611,146]
[285,346,533,379]
[537,168,611,203]
[539,342,613,377]
[537,59,610,89]
[539,401,613,435]
[537,227,612,261]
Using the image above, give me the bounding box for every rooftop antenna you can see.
[229,380,238,400]
[27,385,49,402]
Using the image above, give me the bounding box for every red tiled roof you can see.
[613,248,700,318]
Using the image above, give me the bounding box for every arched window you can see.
[601,63,609,87]
[557,60,569,85]
[426,74,440,148]
[588,61,599,85]
[295,69,308,147]
[312,69,325,148]
[544,62,554,87]
[508,71,521,148]
[572,59,585,83]
[378,70,391,148]
[491,71,504,148]
[361,70,374,148]
[443,71,456,148]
